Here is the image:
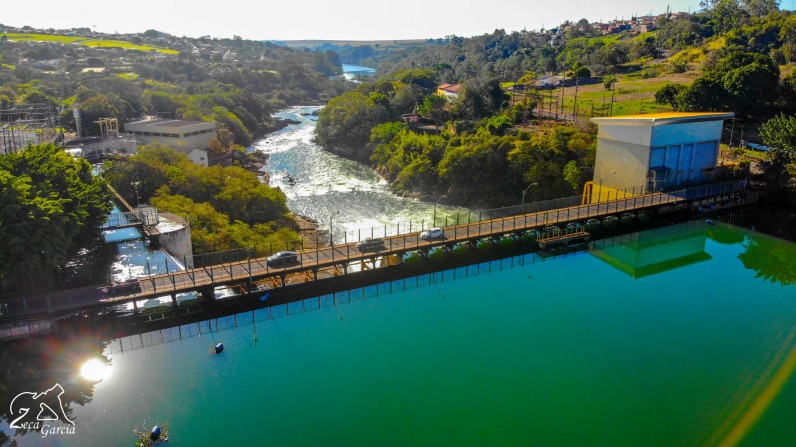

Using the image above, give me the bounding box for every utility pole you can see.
[610,81,616,116]
[573,76,579,121]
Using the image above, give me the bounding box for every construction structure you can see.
[584,112,735,203]
[63,117,138,161]
[0,103,60,154]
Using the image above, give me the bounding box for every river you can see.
[254,106,468,243]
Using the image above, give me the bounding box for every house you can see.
[401,113,420,123]
[436,83,463,100]
[534,76,564,88]
[584,112,735,202]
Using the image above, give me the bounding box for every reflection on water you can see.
[0,334,109,441]
[592,221,712,278]
[737,230,796,286]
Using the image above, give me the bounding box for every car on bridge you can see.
[266,251,298,267]
[356,237,384,252]
[420,228,444,240]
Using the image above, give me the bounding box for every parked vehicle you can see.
[266,251,298,267]
[356,237,384,252]
[420,227,444,240]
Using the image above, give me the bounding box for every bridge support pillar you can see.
[198,287,214,302]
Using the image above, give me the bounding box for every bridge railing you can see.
[188,179,749,268]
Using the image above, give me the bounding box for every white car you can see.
[420,227,444,240]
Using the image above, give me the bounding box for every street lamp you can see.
[433,194,447,227]
[521,183,539,206]
[329,210,340,246]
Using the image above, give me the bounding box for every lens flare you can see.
[80,358,111,382]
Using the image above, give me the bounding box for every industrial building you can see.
[125,118,216,164]
[585,112,734,202]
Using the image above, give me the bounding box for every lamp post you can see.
[521,183,538,206]
[131,181,141,208]
[433,194,447,227]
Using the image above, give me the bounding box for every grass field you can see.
[519,69,698,119]
[2,33,178,54]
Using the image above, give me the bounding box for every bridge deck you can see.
[121,187,716,301]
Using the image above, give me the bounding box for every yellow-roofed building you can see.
[584,112,734,203]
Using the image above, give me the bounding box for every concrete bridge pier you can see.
[198,286,214,302]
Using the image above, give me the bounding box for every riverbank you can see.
[292,213,325,249]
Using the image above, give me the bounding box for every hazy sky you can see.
[2,0,719,41]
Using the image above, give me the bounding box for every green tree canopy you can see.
[0,144,111,291]
[758,113,796,191]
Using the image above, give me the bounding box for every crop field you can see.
[2,33,178,54]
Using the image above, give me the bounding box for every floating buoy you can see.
[150,426,161,441]
[214,343,224,354]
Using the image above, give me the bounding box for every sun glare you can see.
[80,358,111,382]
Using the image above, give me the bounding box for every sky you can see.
[0,0,760,41]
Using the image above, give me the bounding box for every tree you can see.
[701,0,747,34]
[79,94,120,136]
[0,144,111,291]
[707,52,780,116]
[455,78,508,120]
[758,114,796,192]
[742,0,779,17]
[655,83,687,110]
[315,90,392,162]
[570,64,591,80]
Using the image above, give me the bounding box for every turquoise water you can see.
[342,64,376,81]
[3,221,795,446]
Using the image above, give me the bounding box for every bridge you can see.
[0,180,755,331]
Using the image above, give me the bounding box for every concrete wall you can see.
[184,147,209,166]
[596,123,652,146]
[593,139,651,191]
[131,134,214,150]
[154,212,194,269]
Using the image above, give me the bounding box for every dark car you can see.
[266,251,298,267]
[356,237,384,252]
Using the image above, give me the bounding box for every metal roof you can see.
[126,118,213,128]
[591,112,735,126]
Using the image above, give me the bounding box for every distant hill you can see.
[268,39,429,48]
[266,39,444,67]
